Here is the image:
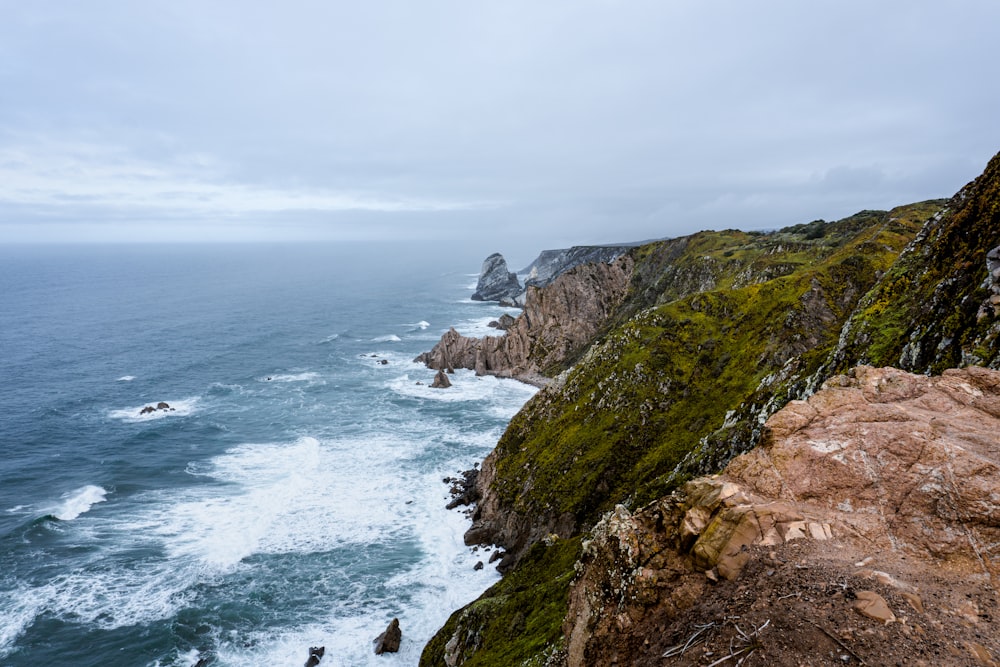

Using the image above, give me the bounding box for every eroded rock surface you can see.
[417,255,634,384]
[565,366,1000,666]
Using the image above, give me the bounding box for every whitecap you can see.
[261,372,320,383]
[116,375,136,382]
[371,334,402,343]
[388,366,538,414]
[108,397,198,422]
[318,333,340,344]
[53,485,108,521]
[5,504,29,514]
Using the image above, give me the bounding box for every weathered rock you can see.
[471,253,522,303]
[445,468,479,509]
[564,366,1000,667]
[853,590,896,624]
[417,255,634,386]
[487,313,517,331]
[139,406,155,415]
[304,645,325,667]
[520,244,633,289]
[431,370,452,388]
[373,618,401,654]
[156,401,170,410]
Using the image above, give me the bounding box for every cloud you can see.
[0,141,485,221]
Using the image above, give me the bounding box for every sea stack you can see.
[471,253,522,304]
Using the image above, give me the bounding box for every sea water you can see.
[0,242,535,667]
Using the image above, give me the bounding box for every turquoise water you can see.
[0,242,534,666]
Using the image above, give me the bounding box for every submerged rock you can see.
[373,618,401,654]
[471,253,522,303]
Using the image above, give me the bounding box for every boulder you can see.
[139,406,155,415]
[373,618,401,654]
[431,370,452,389]
[156,401,170,410]
[304,646,325,667]
[471,253,522,303]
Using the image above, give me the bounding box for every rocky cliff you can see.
[421,151,1000,667]
[520,244,635,289]
[416,255,634,383]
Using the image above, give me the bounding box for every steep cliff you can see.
[416,255,635,383]
[520,244,635,289]
[422,151,1000,667]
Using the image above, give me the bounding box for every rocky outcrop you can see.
[521,245,634,289]
[471,253,522,304]
[304,646,324,667]
[373,618,402,654]
[431,369,452,388]
[564,366,1000,666]
[417,255,635,383]
[139,402,174,415]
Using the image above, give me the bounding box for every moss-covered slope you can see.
[832,151,1000,372]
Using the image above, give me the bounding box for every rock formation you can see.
[373,618,401,654]
[304,646,324,667]
[564,366,1000,666]
[417,255,634,383]
[471,253,522,304]
[520,245,634,289]
[431,369,452,388]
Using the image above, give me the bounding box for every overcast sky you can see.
[1,1,998,257]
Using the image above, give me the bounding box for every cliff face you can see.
[521,245,634,289]
[421,151,1000,667]
[416,255,634,382]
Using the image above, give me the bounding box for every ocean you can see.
[0,242,535,667]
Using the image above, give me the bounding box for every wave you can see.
[260,372,320,383]
[371,334,402,343]
[387,367,538,413]
[318,333,340,344]
[108,397,199,422]
[116,375,136,382]
[53,485,108,521]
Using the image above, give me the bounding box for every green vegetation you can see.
[419,538,580,667]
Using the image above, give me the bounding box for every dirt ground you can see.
[609,539,998,667]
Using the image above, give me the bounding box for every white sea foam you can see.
[108,397,199,422]
[260,372,320,383]
[116,375,136,382]
[453,315,516,338]
[389,366,538,414]
[371,334,402,343]
[53,485,108,521]
[0,587,45,657]
[5,504,29,514]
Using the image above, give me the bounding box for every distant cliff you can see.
[520,244,635,288]
[420,151,1000,667]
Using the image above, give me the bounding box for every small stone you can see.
[474,561,484,570]
[853,590,896,624]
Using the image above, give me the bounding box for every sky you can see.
[1,0,998,259]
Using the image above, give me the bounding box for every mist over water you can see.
[0,242,533,666]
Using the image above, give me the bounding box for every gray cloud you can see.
[1,0,998,252]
